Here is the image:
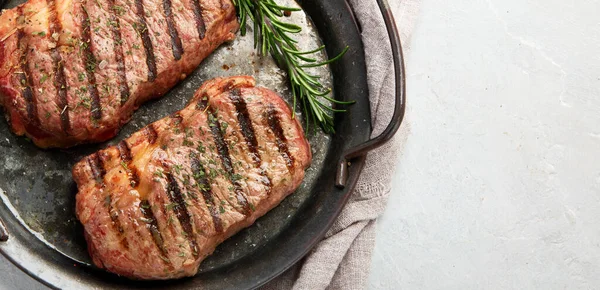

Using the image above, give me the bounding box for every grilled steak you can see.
[73,76,312,279]
[0,0,238,148]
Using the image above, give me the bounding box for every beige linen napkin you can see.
[262,0,420,289]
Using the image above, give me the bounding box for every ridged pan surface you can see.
[0,0,371,288]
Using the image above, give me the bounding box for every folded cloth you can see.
[261,0,420,289]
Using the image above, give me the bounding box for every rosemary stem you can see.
[234,0,353,133]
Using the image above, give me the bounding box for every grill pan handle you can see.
[336,0,406,188]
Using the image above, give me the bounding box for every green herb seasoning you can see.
[197,144,206,153]
[173,164,183,175]
[39,73,49,84]
[154,168,165,178]
[165,203,176,211]
[113,5,126,16]
[120,161,129,171]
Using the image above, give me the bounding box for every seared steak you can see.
[0,0,238,148]
[73,76,312,279]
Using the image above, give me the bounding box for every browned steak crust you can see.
[73,76,312,279]
[0,0,238,148]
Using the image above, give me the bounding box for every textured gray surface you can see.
[369,0,600,289]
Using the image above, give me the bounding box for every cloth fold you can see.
[261,0,420,288]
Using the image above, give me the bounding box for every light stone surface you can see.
[368,0,600,289]
[3,0,600,289]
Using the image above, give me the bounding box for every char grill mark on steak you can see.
[97,152,130,249]
[107,0,131,105]
[191,0,206,39]
[229,91,259,163]
[79,3,102,121]
[104,195,131,249]
[197,98,251,216]
[106,142,150,259]
[162,0,184,60]
[169,113,222,237]
[145,124,159,144]
[190,157,223,233]
[16,19,39,126]
[139,200,171,264]
[87,153,106,184]
[48,0,71,133]
[229,89,272,193]
[117,141,133,163]
[87,153,129,249]
[165,172,200,257]
[134,0,157,82]
[117,140,140,187]
[266,105,294,171]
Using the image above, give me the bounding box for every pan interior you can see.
[0,0,333,271]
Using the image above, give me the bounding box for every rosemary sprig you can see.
[232,0,353,133]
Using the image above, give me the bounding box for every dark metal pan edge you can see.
[336,0,406,187]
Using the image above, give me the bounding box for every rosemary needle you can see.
[232,0,353,134]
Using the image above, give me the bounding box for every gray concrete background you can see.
[368,0,600,289]
[3,0,600,289]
